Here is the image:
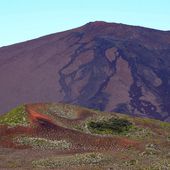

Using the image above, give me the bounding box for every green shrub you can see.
[88,118,133,134]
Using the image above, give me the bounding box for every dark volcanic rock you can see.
[0,21,170,121]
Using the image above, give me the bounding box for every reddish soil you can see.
[27,104,142,151]
[0,104,143,152]
[0,125,32,149]
[26,105,54,125]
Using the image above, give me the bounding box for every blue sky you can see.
[0,0,170,47]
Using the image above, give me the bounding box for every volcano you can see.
[0,21,170,121]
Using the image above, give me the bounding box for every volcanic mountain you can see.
[0,21,170,121]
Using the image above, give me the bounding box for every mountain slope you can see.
[0,21,170,121]
[0,103,170,169]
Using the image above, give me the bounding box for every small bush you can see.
[88,118,133,134]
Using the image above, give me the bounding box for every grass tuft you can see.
[0,105,29,126]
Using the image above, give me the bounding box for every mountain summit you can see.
[0,22,170,121]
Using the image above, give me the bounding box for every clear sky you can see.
[0,0,170,47]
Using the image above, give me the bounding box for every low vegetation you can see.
[87,118,133,135]
[46,103,80,119]
[14,136,71,150]
[0,106,28,126]
[32,152,108,168]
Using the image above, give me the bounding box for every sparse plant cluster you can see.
[87,118,133,134]
[140,143,161,156]
[47,103,78,119]
[151,160,170,170]
[14,136,71,150]
[0,106,29,126]
[124,159,138,166]
[125,127,154,140]
[32,152,107,168]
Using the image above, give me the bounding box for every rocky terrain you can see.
[0,103,169,169]
[0,21,170,121]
